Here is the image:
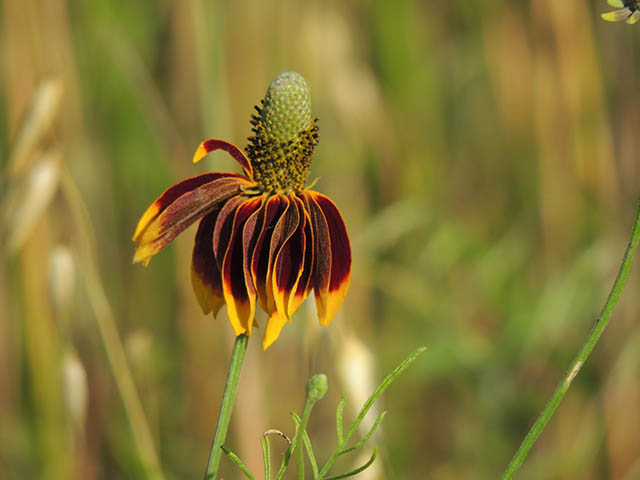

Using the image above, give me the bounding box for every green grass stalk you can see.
[502,199,640,479]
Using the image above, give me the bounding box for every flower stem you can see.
[204,334,249,480]
[501,199,640,479]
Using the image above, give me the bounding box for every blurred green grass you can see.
[2,0,640,479]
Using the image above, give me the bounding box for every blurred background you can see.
[2,0,640,478]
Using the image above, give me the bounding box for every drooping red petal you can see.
[133,172,243,241]
[242,195,268,323]
[272,195,304,318]
[273,195,308,318]
[193,139,253,177]
[302,192,331,317]
[266,197,299,309]
[133,175,251,265]
[287,195,314,316]
[309,191,351,326]
[263,195,313,350]
[213,195,246,268]
[191,210,224,316]
[221,196,263,335]
[251,196,287,313]
[264,196,301,348]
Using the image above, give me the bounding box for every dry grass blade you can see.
[2,150,61,255]
[8,78,63,178]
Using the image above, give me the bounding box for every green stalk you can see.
[204,334,249,480]
[502,199,640,479]
[275,374,327,480]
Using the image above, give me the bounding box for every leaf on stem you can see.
[336,396,346,444]
[345,347,426,444]
[221,446,255,480]
[341,411,387,455]
[292,412,319,477]
[324,448,378,480]
[261,436,272,480]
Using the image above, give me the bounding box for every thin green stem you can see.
[297,404,312,479]
[275,374,327,480]
[318,347,425,479]
[261,436,272,480]
[502,199,640,479]
[204,334,249,480]
[274,400,314,480]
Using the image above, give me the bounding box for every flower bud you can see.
[306,373,328,403]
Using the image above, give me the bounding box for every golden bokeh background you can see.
[2,1,640,478]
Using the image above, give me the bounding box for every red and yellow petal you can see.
[191,211,225,316]
[251,196,287,313]
[266,197,301,320]
[302,191,331,319]
[193,139,253,178]
[213,196,246,268]
[241,195,268,325]
[287,196,314,316]
[271,194,303,324]
[133,173,228,241]
[221,197,263,336]
[133,174,251,266]
[306,191,351,326]
[133,172,247,244]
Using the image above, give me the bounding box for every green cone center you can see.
[245,72,319,193]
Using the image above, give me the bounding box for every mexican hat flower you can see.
[132,72,351,349]
[602,0,640,23]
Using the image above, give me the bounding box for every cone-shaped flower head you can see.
[246,71,318,193]
[133,72,351,349]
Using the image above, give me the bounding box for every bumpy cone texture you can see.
[246,72,319,193]
[261,72,312,143]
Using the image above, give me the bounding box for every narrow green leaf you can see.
[318,347,424,478]
[276,375,324,480]
[261,436,271,480]
[324,448,378,480]
[274,424,297,480]
[292,413,319,478]
[344,347,425,448]
[298,431,305,480]
[221,446,255,480]
[336,397,346,445]
[341,411,387,455]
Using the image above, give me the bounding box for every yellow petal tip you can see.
[193,143,208,164]
[132,247,152,266]
[263,312,287,349]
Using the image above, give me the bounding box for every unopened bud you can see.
[306,373,328,403]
